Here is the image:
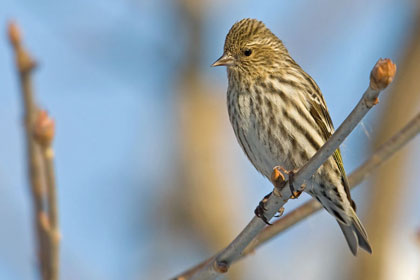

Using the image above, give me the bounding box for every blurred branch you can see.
[34,111,59,280]
[8,22,59,280]
[355,7,420,278]
[158,0,247,279]
[8,21,48,279]
[173,58,396,280]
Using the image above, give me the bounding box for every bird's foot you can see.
[287,169,303,199]
[274,207,285,218]
[271,166,287,190]
[255,192,272,225]
[290,190,302,199]
[272,166,301,199]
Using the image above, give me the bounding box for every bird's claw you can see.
[255,192,272,225]
[271,167,286,189]
[288,169,296,196]
[272,166,301,199]
[274,207,285,217]
[290,190,302,199]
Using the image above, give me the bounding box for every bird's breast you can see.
[227,86,294,178]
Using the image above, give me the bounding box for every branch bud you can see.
[34,110,55,147]
[7,21,21,47]
[370,58,396,90]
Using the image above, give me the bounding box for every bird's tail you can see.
[338,210,372,256]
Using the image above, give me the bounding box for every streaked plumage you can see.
[213,18,371,255]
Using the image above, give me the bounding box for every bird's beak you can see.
[211,53,234,67]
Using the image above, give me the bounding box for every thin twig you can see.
[243,111,420,255]
[8,22,60,280]
[173,58,396,279]
[34,111,59,280]
[7,21,50,279]
[43,149,59,280]
[174,110,420,279]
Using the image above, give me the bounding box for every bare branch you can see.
[8,21,50,279]
[173,111,420,279]
[173,58,397,280]
[243,111,420,255]
[34,110,59,280]
[8,21,60,280]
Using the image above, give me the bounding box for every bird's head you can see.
[212,18,289,77]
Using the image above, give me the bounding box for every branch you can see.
[34,111,59,280]
[8,21,50,279]
[174,111,420,279]
[173,58,397,280]
[243,111,420,256]
[8,22,60,280]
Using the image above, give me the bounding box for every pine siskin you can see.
[212,18,371,255]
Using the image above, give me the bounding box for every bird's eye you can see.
[244,49,252,56]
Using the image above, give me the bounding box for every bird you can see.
[212,18,371,255]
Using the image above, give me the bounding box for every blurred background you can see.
[1,0,420,279]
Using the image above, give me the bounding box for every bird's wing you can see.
[305,74,356,209]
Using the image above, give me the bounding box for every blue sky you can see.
[1,1,419,279]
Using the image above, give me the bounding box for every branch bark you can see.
[173,111,420,280]
[8,21,60,280]
[244,111,420,256]
[174,111,420,279]
[34,111,59,280]
[8,21,49,279]
[173,58,397,280]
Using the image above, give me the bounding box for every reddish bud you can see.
[370,58,397,90]
[7,21,21,47]
[34,110,55,147]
